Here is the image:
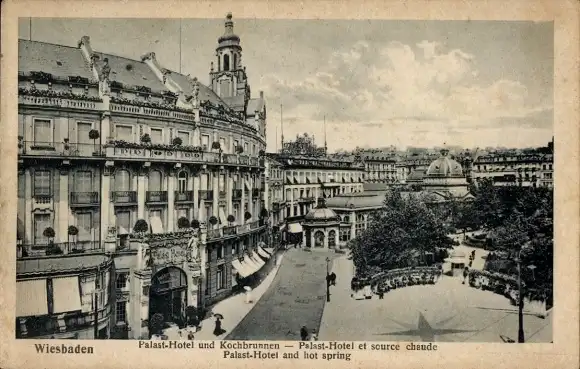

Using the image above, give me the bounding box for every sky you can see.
[19,17,554,152]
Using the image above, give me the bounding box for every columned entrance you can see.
[149,267,188,325]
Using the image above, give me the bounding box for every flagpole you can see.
[280,104,284,151]
[324,115,327,154]
[179,19,182,73]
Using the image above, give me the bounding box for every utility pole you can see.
[517,250,525,343]
[326,257,330,302]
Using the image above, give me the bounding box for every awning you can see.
[218,208,228,226]
[243,256,261,275]
[232,259,253,278]
[149,216,164,234]
[52,276,82,314]
[17,279,48,317]
[288,223,303,233]
[257,246,271,259]
[249,253,265,269]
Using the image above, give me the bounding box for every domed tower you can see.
[209,13,250,113]
[423,148,470,197]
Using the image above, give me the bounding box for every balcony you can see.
[19,141,104,158]
[112,191,137,205]
[232,189,242,200]
[199,190,213,201]
[18,241,102,258]
[34,194,52,205]
[223,226,237,236]
[207,228,222,240]
[249,220,260,230]
[174,191,194,203]
[70,192,99,207]
[146,191,168,204]
[205,222,265,242]
[298,196,316,203]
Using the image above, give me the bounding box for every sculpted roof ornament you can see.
[141,52,157,62]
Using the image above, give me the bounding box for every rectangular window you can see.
[33,118,52,143]
[116,211,131,234]
[219,137,226,153]
[219,174,225,192]
[177,131,190,145]
[150,128,163,144]
[233,140,239,152]
[244,142,249,153]
[216,265,225,290]
[75,171,93,192]
[201,134,210,149]
[34,170,52,196]
[76,212,93,241]
[116,125,133,141]
[33,214,51,244]
[77,122,93,144]
[115,301,126,323]
[116,273,128,290]
[217,245,223,259]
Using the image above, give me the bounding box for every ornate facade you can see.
[16,14,270,339]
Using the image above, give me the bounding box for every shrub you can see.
[211,142,221,150]
[141,134,151,144]
[133,219,149,234]
[190,219,200,229]
[172,137,183,146]
[227,215,235,224]
[43,227,55,242]
[68,225,79,236]
[208,216,218,226]
[177,217,190,229]
[244,211,252,221]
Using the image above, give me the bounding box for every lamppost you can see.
[325,257,330,302]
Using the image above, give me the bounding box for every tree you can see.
[177,217,190,230]
[43,227,55,244]
[208,216,218,227]
[190,219,200,229]
[350,190,450,276]
[89,129,100,153]
[133,219,149,242]
[211,141,221,151]
[172,137,183,146]
[67,225,79,245]
[244,211,252,221]
[227,214,235,225]
[149,313,165,336]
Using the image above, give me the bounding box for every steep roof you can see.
[247,97,265,115]
[325,193,384,209]
[170,72,228,107]
[93,52,167,92]
[19,39,93,79]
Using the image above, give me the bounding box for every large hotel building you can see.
[16,14,271,339]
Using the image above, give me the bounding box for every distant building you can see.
[472,150,553,188]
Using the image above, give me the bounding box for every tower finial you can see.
[324,115,327,155]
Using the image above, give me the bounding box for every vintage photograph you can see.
[15,15,553,343]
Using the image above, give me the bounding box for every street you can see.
[225,248,336,340]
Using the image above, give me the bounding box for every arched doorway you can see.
[314,231,325,248]
[149,267,188,326]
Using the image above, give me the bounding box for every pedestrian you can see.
[213,317,225,336]
[378,286,384,299]
[310,330,318,341]
[187,330,195,340]
[300,326,308,341]
[330,272,337,286]
[462,267,469,284]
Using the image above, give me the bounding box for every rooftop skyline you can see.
[19,18,554,152]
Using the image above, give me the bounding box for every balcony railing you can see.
[34,195,52,204]
[18,241,102,258]
[223,226,237,236]
[199,190,213,201]
[174,191,194,203]
[146,191,168,203]
[70,191,99,206]
[112,191,137,204]
[232,189,243,200]
[19,141,104,157]
[207,228,222,240]
[249,220,260,230]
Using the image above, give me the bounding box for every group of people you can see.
[351,267,442,300]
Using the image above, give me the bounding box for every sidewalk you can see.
[191,251,286,340]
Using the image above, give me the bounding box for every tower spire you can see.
[324,115,328,155]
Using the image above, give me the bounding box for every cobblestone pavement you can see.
[319,256,552,342]
[225,248,338,341]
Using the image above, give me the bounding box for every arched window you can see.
[314,231,325,248]
[223,54,230,71]
[114,169,130,191]
[149,170,162,192]
[328,230,336,248]
[178,171,188,193]
[233,54,237,69]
